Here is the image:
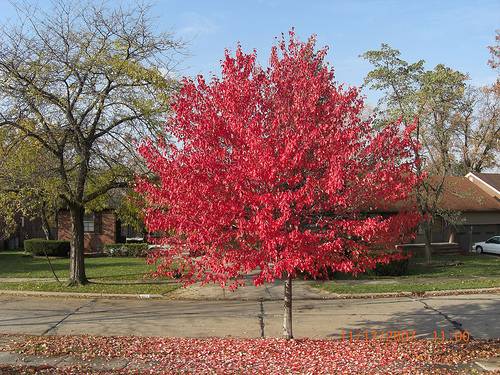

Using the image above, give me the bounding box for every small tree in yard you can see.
[138,32,420,339]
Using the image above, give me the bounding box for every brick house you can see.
[57,209,142,253]
[57,209,117,253]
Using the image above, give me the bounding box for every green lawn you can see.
[405,254,500,278]
[0,251,179,295]
[1,251,499,295]
[314,254,500,294]
[0,281,178,295]
[315,278,500,294]
[0,251,156,280]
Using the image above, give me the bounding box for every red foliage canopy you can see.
[137,32,420,288]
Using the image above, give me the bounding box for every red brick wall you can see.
[57,210,117,252]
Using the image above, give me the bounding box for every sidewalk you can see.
[0,277,177,284]
[0,334,498,374]
[167,278,326,300]
[166,276,500,301]
[1,275,499,301]
[0,345,498,374]
[0,278,54,283]
[0,350,133,372]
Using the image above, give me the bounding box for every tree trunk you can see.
[68,204,87,285]
[41,224,51,241]
[448,228,456,243]
[40,206,52,240]
[468,225,474,254]
[423,220,432,265]
[283,274,293,339]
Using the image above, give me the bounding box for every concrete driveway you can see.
[0,293,498,339]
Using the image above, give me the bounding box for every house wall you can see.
[0,216,47,250]
[455,212,500,250]
[414,217,448,243]
[442,212,500,252]
[412,212,500,252]
[57,210,117,252]
[461,211,500,225]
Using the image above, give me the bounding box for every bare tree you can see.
[453,86,499,174]
[0,1,181,284]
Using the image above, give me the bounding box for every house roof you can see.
[469,172,500,194]
[376,175,500,213]
[437,176,500,212]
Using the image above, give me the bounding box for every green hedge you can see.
[103,243,149,257]
[373,258,410,276]
[24,239,70,257]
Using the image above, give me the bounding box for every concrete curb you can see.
[474,357,500,372]
[0,287,498,300]
[165,287,500,301]
[319,287,500,300]
[420,287,500,297]
[0,290,164,299]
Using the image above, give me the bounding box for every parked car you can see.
[473,236,500,255]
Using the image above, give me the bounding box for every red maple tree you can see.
[137,31,420,339]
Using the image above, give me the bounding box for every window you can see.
[486,236,500,244]
[83,213,95,233]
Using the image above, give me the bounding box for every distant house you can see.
[411,174,500,252]
[56,209,143,253]
[5,173,499,254]
[0,208,140,252]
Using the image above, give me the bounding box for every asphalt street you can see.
[0,293,498,339]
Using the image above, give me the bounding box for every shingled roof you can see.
[471,173,500,193]
[437,176,500,212]
[375,175,500,213]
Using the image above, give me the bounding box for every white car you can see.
[473,236,500,255]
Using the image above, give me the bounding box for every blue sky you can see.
[0,0,498,104]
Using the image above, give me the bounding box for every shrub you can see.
[103,243,149,257]
[24,239,70,257]
[373,258,410,276]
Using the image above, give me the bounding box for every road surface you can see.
[0,293,498,339]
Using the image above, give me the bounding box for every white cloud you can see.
[178,12,219,38]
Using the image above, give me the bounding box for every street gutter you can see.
[0,286,498,300]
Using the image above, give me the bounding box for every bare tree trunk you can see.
[423,220,432,265]
[36,205,60,283]
[40,206,52,240]
[448,228,456,243]
[69,204,87,285]
[283,274,293,339]
[42,248,62,285]
[41,225,51,241]
[468,225,474,254]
